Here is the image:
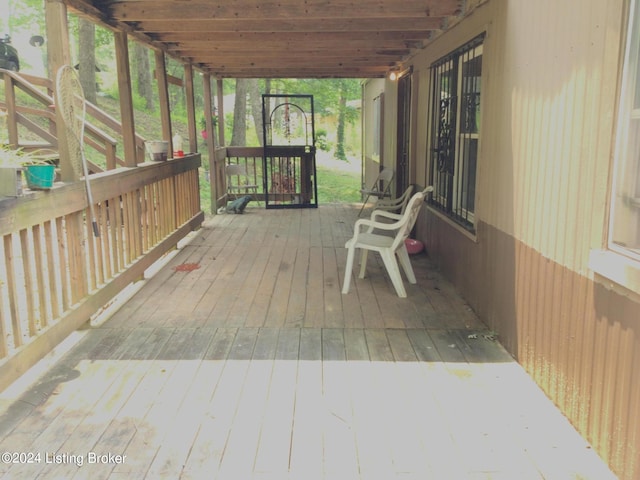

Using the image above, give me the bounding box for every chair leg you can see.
[342,246,356,294]
[358,194,371,217]
[358,249,369,279]
[380,250,407,298]
[396,246,417,284]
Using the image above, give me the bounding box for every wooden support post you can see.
[203,73,219,213]
[184,65,198,155]
[114,32,137,167]
[45,0,75,181]
[3,75,18,146]
[216,78,225,147]
[155,51,172,151]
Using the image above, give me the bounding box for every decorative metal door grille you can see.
[262,94,318,209]
[428,33,485,231]
[396,72,412,195]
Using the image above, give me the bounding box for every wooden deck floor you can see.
[0,204,616,479]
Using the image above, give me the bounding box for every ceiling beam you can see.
[107,0,463,21]
[65,0,467,79]
[207,65,390,79]
[134,17,445,34]
[167,47,412,58]
[152,31,432,43]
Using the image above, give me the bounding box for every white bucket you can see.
[145,140,169,161]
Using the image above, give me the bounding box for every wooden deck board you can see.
[0,205,617,480]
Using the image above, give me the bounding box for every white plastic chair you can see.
[358,167,394,216]
[343,186,434,298]
[374,184,414,215]
[225,163,259,202]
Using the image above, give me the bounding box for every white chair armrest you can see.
[370,210,403,222]
[375,197,403,207]
[353,215,404,239]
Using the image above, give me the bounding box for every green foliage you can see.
[267,78,361,118]
[67,15,112,49]
[315,128,331,152]
[132,90,152,112]
[199,169,211,212]
[3,0,42,33]
[199,114,218,131]
[316,165,360,203]
[0,144,52,167]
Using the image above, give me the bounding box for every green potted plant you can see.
[200,114,218,140]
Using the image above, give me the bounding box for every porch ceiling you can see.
[64,0,466,78]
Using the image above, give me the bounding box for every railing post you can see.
[216,78,225,147]
[184,65,198,155]
[3,74,18,146]
[155,51,173,152]
[203,73,219,213]
[45,0,75,182]
[114,31,138,167]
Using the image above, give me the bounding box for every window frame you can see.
[608,0,640,263]
[589,0,640,297]
[427,34,485,233]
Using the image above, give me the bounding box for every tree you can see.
[335,83,348,161]
[230,78,248,146]
[133,42,153,110]
[333,79,360,161]
[272,78,361,159]
[248,79,263,145]
[78,18,96,104]
[5,0,47,74]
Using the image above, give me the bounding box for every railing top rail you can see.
[225,146,263,156]
[0,154,200,236]
[0,69,54,108]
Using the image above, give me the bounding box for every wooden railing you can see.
[213,146,264,206]
[0,69,147,171]
[0,154,203,390]
[215,146,317,208]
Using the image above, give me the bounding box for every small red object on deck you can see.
[404,238,424,255]
[173,262,200,272]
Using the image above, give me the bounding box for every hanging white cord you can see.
[55,65,99,237]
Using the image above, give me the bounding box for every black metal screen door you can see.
[261,94,318,209]
[396,72,412,194]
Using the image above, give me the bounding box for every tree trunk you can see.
[134,42,154,110]
[78,18,96,104]
[230,78,248,146]
[248,79,263,146]
[335,84,347,161]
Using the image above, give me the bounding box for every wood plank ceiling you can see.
[65,0,466,78]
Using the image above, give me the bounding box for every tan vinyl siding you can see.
[394,0,640,478]
[415,214,640,479]
[484,0,619,272]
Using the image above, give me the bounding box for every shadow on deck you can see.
[0,204,616,479]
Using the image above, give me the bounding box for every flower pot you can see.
[24,164,55,190]
[145,140,169,161]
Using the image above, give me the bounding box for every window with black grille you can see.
[609,0,640,262]
[428,33,485,232]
